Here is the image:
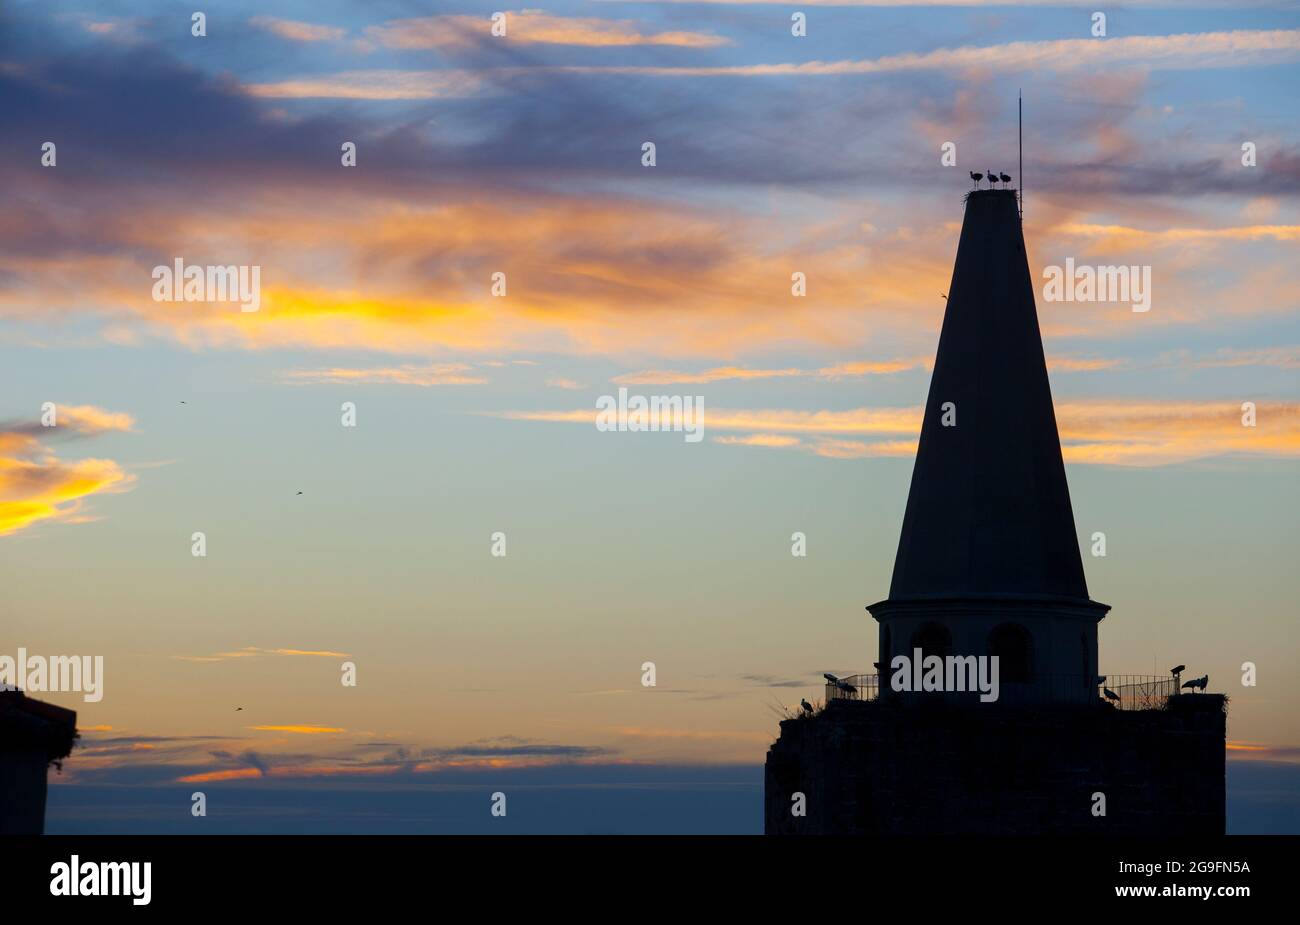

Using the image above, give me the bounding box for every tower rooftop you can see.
[887,187,1092,603]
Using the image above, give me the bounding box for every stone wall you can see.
[764,694,1225,834]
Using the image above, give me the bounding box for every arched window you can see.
[988,623,1032,683]
[910,622,952,660]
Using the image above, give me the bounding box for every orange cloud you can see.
[173,646,350,663]
[281,364,489,386]
[365,12,729,50]
[246,70,484,100]
[249,16,345,43]
[178,768,264,783]
[534,28,1300,77]
[1,194,910,358]
[1224,741,1300,763]
[1048,356,1124,372]
[498,406,921,436]
[1187,346,1300,370]
[47,405,135,434]
[0,407,135,536]
[715,434,916,458]
[249,725,347,735]
[2,163,1292,360]
[498,400,1300,466]
[613,359,922,385]
[250,29,1300,90]
[1058,222,1300,248]
[714,434,803,449]
[615,366,804,385]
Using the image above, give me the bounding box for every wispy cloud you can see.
[243,29,1300,97]
[280,365,489,386]
[613,727,772,743]
[249,16,345,43]
[1186,346,1300,370]
[364,12,729,50]
[714,434,803,449]
[496,400,1300,466]
[1048,356,1125,372]
[1058,222,1300,247]
[612,359,921,385]
[1227,742,1300,762]
[246,70,485,100]
[543,29,1300,77]
[740,673,812,689]
[173,646,350,664]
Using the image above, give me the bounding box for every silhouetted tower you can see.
[867,188,1109,702]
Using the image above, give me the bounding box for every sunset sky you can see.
[2,0,1297,832]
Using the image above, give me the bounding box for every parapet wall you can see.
[764,694,1225,835]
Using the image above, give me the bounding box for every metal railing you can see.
[1096,674,1180,711]
[824,672,1183,710]
[825,674,880,703]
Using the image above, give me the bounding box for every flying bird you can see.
[940,292,948,300]
[235,707,243,711]
[1103,688,1120,702]
[999,172,1011,187]
[801,699,814,714]
[296,491,303,495]
[1182,675,1208,692]
[969,171,983,189]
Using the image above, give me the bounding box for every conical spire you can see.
[889,189,1089,602]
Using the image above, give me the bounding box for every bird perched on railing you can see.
[1181,675,1208,692]
[823,672,859,696]
[801,698,814,714]
[1103,687,1120,703]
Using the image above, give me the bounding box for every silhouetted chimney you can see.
[0,690,77,834]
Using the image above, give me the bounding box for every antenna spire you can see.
[1018,90,1023,221]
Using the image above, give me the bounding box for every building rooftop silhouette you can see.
[0,690,77,834]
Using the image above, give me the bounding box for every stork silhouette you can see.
[999,172,1012,188]
[969,171,983,190]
